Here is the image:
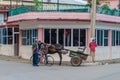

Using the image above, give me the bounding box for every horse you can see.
[42,43,67,65]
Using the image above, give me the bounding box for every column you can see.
[19,29,22,57]
[38,28,43,41]
[108,29,112,59]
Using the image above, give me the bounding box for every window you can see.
[65,29,71,46]
[104,30,108,46]
[51,29,57,44]
[0,27,20,44]
[8,28,13,44]
[96,29,108,46]
[22,29,38,45]
[0,29,2,44]
[47,0,51,2]
[0,27,13,44]
[116,31,119,45]
[44,29,57,44]
[119,31,120,45]
[44,28,86,47]
[58,29,64,45]
[112,30,115,46]
[112,30,120,46]
[2,28,7,44]
[73,29,79,46]
[80,29,86,46]
[73,29,86,46]
[44,29,50,44]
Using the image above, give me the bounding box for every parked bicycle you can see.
[30,53,54,65]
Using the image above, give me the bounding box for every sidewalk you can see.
[0,55,120,66]
[0,55,29,63]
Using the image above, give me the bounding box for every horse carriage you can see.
[64,47,89,66]
[31,43,89,66]
[65,47,89,66]
[45,44,89,66]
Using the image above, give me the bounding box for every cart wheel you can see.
[70,56,82,66]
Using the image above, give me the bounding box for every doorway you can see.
[14,33,19,56]
[13,27,19,56]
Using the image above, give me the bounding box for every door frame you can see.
[13,30,19,56]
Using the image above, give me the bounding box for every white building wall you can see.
[112,47,120,59]
[19,21,120,61]
[95,47,110,60]
[20,46,32,59]
[20,45,71,61]
[95,23,120,60]
[0,45,13,56]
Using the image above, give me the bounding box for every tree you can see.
[86,0,100,7]
[101,2,110,10]
[33,0,42,12]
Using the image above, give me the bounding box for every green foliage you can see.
[101,2,110,10]
[33,0,42,12]
[96,0,100,5]
[86,0,100,7]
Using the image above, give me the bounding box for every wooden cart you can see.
[65,47,89,66]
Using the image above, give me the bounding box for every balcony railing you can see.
[8,4,90,16]
[8,5,120,17]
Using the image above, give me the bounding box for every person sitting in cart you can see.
[89,39,98,63]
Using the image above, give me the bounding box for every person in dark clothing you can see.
[38,40,42,51]
[32,39,39,66]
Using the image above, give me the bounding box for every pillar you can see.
[19,29,22,57]
[108,29,112,59]
[38,28,43,41]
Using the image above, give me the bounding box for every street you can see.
[0,60,120,80]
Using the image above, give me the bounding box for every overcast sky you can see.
[24,0,88,5]
[74,0,87,4]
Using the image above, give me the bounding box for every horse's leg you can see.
[58,52,62,65]
[45,53,48,64]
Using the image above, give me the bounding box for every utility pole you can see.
[10,0,12,9]
[90,0,96,40]
[41,0,43,11]
[57,0,59,11]
[21,0,23,5]
[119,0,120,9]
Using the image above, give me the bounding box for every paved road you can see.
[0,60,120,80]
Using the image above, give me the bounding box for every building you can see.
[100,0,119,9]
[0,0,120,61]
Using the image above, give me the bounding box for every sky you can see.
[74,0,87,4]
[24,0,88,5]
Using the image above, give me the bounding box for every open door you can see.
[14,33,19,56]
[13,27,19,56]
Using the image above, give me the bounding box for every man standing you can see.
[32,39,39,66]
[89,39,97,63]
